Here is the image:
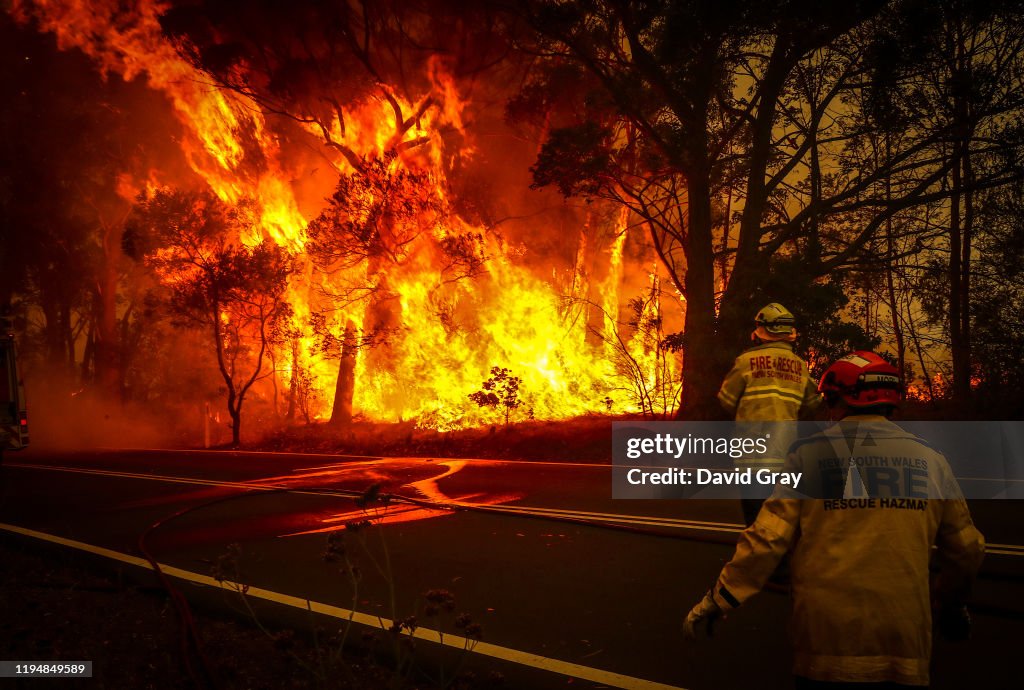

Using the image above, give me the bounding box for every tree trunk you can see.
[268,349,280,418]
[949,20,973,407]
[60,296,76,378]
[885,223,905,376]
[330,319,358,426]
[286,339,298,422]
[118,300,136,401]
[225,380,241,447]
[884,135,906,377]
[717,183,732,295]
[93,223,121,399]
[677,168,718,419]
[40,288,63,367]
[905,305,935,403]
[717,47,791,359]
[949,158,967,404]
[956,148,974,404]
[81,324,95,383]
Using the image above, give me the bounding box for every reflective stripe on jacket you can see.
[718,341,821,422]
[708,417,986,686]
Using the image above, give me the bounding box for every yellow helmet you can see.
[753,303,796,341]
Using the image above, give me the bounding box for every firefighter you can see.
[684,351,985,689]
[718,303,821,524]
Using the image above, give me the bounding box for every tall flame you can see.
[15,0,681,428]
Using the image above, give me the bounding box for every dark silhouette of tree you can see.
[513,0,1024,416]
[969,180,1024,416]
[1,13,193,398]
[840,0,1024,406]
[469,366,522,426]
[127,190,294,446]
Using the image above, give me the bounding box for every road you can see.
[1,447,1022,689]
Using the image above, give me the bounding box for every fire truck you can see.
[1,316,29,457]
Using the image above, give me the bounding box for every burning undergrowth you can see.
[259,416,617,463]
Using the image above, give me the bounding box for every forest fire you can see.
[3,4,1023,688]
[12,0,679,431]
[10,0,1016,446]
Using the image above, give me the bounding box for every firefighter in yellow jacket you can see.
[684,351,986,689]
[718,303,821,422]
[719,303,821,524]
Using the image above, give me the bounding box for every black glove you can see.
[937,604,971,641]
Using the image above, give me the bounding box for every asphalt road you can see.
[1,447,1022,689]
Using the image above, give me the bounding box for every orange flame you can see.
[15,0,681,428]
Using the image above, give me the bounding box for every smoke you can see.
[22,374,172,451]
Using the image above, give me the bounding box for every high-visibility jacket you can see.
[708,417,986,687]
[718,341,821,422]
[718,341,821,466]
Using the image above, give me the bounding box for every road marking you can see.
[0,522,687,690]
[4,462,357,498]
[295,461,391,471]
[103,447,617,468]
[101,447,386,461]
[8,462,1024,556]
[464,503,745,534]
[2,462,743,535]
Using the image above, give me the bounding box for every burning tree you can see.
[126,190,294,446]
[586,282,682,419]
[13,0,1022,429]
[306,153,489,426]
[306,154,442,427]
[155,1,512,427]
[11,0,663,429]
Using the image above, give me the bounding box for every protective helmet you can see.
[819,351,902,408]
[753,303,796,341]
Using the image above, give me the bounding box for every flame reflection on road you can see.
[108,457,522,540]
[279,459,523,536]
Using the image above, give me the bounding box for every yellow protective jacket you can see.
[717,341,821,422]
[708,417,986,686]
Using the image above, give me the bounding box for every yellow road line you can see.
[4,462,355,498]
[486,503,741,527]
[4,463,743,534]
[0,522,686,690]
[986,544,1024,556]
[102,447,617,468]
[101,447,386,460]
[466,503,745,533]
[8,462,1024,555]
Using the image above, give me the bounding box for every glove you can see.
[937,604,971,641]
[683,591,722,641]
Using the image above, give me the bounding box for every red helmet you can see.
[819,351,902,408]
